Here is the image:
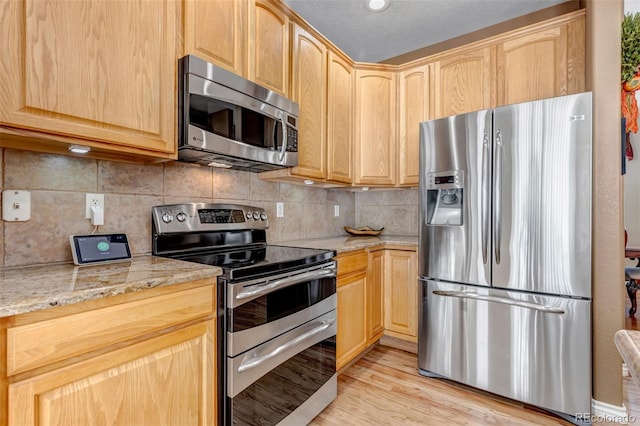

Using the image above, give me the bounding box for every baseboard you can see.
[379,334,418,354]
[590,398,632,424]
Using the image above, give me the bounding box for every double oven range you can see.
[152,203,337,425]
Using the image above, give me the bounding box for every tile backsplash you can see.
[0,149,417,267]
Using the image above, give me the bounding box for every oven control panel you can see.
[152,203,269,234]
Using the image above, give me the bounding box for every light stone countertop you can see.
[0,255,221,318]
[615,329,640,389]
[276,235,418,253]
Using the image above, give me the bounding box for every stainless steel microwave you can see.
[177,55,299,172]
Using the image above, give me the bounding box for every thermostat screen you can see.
[72,234,131,264]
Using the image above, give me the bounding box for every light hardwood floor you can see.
[312,345,640,425]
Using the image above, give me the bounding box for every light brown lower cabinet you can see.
[383,249,418,342]
[3,280,216,425]
[336,270,368,370]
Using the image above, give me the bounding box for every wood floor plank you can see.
[312,346,572,425]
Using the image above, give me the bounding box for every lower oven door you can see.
[228,309,337,426]
[226,262,336,357]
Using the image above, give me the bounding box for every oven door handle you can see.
[235,267,336,300]
[237,317,336,373]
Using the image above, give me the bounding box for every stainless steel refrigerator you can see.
[418,92,592,422]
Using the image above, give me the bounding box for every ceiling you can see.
[283,0,570,63]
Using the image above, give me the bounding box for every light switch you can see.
[3,190,31,221]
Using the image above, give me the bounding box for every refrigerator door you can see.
[418,279,591,417]
[419,110,492,286]
[492,92,592,298]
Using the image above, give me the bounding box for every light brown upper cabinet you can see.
[496,11,585,106]
[289,24,328,180]
[327,51,354,184]
[398,64,431,186]
[432,46,495,120]
[184,0,246,76]
[354,68,397,186]
[0,0,179,159]
[248,0,289,96]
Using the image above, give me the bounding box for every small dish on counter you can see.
[344,226,384,236]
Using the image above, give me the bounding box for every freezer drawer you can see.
[418,280,591,418]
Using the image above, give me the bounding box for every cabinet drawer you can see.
[336,251,368,277]
[6,286,214,375]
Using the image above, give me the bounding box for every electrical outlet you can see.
[276,202,284,218]
[85,193,105,219]
[334,205,339,217]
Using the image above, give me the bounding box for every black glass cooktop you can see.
[172,245,335,281]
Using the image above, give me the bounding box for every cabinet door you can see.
[367,250,384,343]
[248,0,289,96]
[433,47,494,119]
[496,14,585,106]
[354,69,397,186]
[290,24,327,180]
[398,64,431,186]
[384,250,418,341]
[0,0,178,155]
[327,51,354,184]
[336,271,367,370]
[9,321,215,426]
[184,0,246,76]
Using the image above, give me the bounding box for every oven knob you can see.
[252,212,260,220]
[162,212,173,223]
[245,211,252,220]
[176,212,187,222]
[260,212,268,221]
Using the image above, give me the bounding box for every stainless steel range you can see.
[152,203,337,426]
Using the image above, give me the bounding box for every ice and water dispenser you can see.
[425,171,463,226]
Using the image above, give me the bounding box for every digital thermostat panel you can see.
[69,233,132,266]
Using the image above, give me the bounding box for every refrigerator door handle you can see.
[482,130,490,264]
[432,290,565,314]
[494,129,503,264]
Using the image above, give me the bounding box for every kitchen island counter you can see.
[0,255,221,318]
[615,329,640,389]
[276,235,418,253]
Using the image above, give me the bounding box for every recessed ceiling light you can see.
[366,0,389,12]
[68,144,91,154]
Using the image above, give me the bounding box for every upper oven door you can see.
[226,262,337,357]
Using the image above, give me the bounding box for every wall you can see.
[355,189,419,235]
[587,0,625,408]
[0,149,358,267]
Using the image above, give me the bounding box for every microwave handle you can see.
[278,116,287,161]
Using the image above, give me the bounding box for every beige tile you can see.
[102,194,164,255]
[280,183,306,202]
[327,189,355,206]
[356,205,386,230]
[4,191,89,266]
[4,150,97,192]
[303,203,332,238]
[98,161,163,195]
[162,196,214,205]
[164,162,213,198]
[250,174,280,202]
[383,189,417,206]
[380,206,414,235]
[213,169,251,200]
[355,190,381,205]
[277,202,305,241]
[303,186,327,204]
